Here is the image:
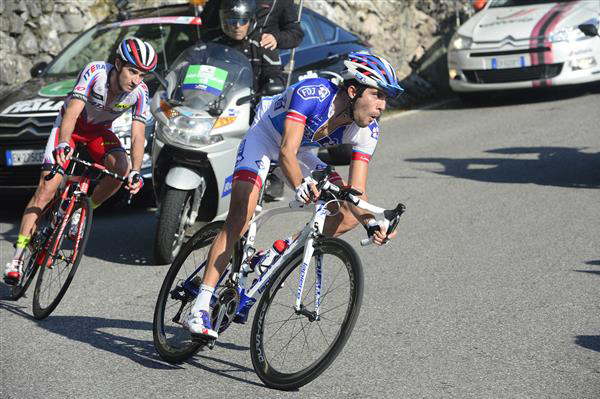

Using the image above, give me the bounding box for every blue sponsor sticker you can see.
[520,56,525,68]
[222,174,233,197]
[235,139,246,167]
[491,58,498,69]
[371,125,380,139]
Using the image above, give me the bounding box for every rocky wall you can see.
[0,0,473,97]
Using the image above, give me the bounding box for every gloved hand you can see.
[294,176,318,204]
[127,170,144,194]
[364,218,391,246]
[53,142,72,167]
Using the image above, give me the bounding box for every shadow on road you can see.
[575,335,600,353]
[405,146,600,189]
[0,298,260,385]
[574,260,600,277]
[0,192,160,266]
[84,206,158,266]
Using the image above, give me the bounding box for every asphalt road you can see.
[1,87,599,398]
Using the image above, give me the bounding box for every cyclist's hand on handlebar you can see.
[364,218,398,246]
[53,142,72,168]
[295,177,320,204]
[127,170,144,194]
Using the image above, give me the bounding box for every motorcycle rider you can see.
[209,0,286,93]
[3,38,156,284]
[200,0,304,50]
[183,52,404,339]
[203,0,304,201]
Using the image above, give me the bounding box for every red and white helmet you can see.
[116,38,158,72]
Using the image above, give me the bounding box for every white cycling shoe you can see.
[3,259,24,285]
[183,310,218,340]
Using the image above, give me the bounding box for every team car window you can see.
[45,23,197,77]
[314,16,336,42]
[298,14,319,49]
[489,0,574,7]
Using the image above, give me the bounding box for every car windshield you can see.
[489,0,574,7]
[44,20,200,77]
[167,42,252,112]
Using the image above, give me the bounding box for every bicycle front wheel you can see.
[32,196,93,320]
[10,250,39,301]
[153,221,227,363]
[250,237,364,390]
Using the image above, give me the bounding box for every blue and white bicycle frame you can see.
[180,180,394,329]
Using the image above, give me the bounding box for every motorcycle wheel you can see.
[154,188,193,264]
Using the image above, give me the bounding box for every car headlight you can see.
[549,25,588,43]
[449,34,473,51]
[155,100,222,148]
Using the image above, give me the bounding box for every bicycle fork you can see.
[294,203,328,322]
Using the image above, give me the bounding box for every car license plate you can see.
[5,149,45,166]
[491,56,526,69]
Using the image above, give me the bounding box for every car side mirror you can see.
[579,24,599,37]
[263,81,285,96]
[30,62,48,78]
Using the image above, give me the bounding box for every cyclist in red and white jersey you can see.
[4,38,157,284]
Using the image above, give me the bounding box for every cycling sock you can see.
[191,284,215,315]
[13,234,31,261]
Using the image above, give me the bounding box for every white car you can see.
[448,0,600,101]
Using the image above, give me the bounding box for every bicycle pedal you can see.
[191,334,217,346]
[3,276,18,286]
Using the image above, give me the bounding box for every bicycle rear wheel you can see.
[153,221,228,363]
[32,196,93,320]
[250,237,364,390]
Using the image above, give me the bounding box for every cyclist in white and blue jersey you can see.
[184,53,404,339]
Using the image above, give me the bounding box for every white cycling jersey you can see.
[68,61,150,128]
[232,78,380,190]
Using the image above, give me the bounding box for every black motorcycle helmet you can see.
[219,0,257,27]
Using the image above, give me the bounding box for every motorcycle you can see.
[150,42,256,264]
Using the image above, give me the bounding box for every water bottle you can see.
[51,200,70,229]
[250,239,289,275]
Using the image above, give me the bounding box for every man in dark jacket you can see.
[200,0,304,50]
[210,0,285,93]
[204,0,298,202]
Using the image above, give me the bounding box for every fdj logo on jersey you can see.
[297,85,330,102]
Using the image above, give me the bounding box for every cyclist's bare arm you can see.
[279,119,318,198]
[55,98,85,166]
[129,120,145,172]
[346,158,396,245]
[58,98,85,144]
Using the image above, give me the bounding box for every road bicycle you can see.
[9,148,130,320]
[153,166,404,389]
